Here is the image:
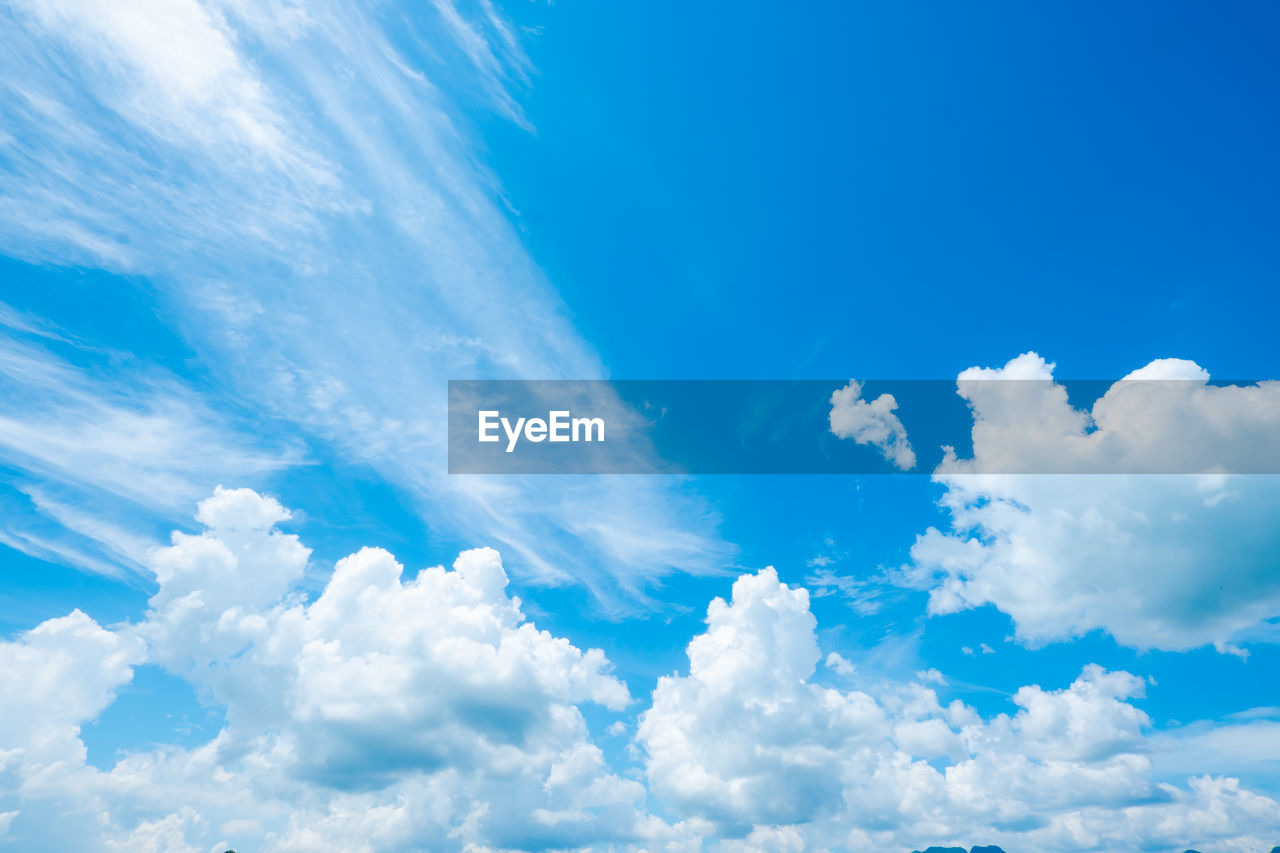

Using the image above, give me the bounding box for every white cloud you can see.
[1,499,1278,851]
[0,316,299,578]
[0,324,296,512]
[946,352,1280,475]
[1151,715,1280,791]
[805,566,885,616]
[11,0,319,167]
[637,567,889,829]
[104,810,202,853]
[993,665,1149,762]
[0,488,657,851]
[635,567,1280,852]
[0,0,731,605]
[425,0,534,127]
[829,380,917,470]
[905,353,1280,651]
[825,651,856,677]
[0,609,143,766]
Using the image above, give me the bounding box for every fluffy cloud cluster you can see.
[907,353,1280,651]
[1,489,1277,852]
[0,609,143,766]
[0,488,653,852]
[942,353,1280,475]
[638,568,884,829]
[829,380,917,470]
[637,569,1280,852]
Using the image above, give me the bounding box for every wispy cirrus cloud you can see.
[0,304,300,578]
[0,0,730,603]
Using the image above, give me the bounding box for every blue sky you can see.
[1,1,1278,851]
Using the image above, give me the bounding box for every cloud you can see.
[805,566,886,616]
[905,353,1280,651]
[829,380,917,470]
[825,651,857,677]
[638,567,886,829]
[0,488,659,851]
[424,0,534,126]
[0,0,345,271]
[1,495,1278,851]
[0,0,731,606]
[634,567,1280,852]
[10,0,322,165]
[943,352,1280,475]
[0,609,143,766]
[995,665,1149,762]
[0,311,299,578]
[1151,714,1280,792]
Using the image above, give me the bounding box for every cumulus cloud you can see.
[635,568,1280,852]
[945,352,1280,475]
[2,490,1278,851]
[829,380,917,470]
[638,567,887,829]
[0,488,654,851]
[0,609,143,766]
[906,353,1280,651]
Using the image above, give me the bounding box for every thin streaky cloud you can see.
[0,0,731,604]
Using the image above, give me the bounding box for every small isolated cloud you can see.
[825,651,856,677]
[805,567,884,616]
[916,667,947,685]
[829,380,917,470]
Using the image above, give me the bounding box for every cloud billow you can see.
[905,353,1280,653]
[2,488,1276,851]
